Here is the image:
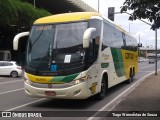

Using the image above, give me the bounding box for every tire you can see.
[126,71,133,84]
[96,77,106,100]
[10,71,18,78]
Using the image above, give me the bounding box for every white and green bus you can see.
[13,12,138,99]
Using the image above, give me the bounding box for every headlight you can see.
[69,75,89,85]
[24,77,32,85]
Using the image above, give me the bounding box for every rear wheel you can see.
[126,70,133,84]
[10,71,18,78]
[96,77,106,100]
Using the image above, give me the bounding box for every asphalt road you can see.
[0,61,160,120]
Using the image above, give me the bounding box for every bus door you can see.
[87,36,100,95]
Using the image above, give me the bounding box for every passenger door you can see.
[3,62,11,75]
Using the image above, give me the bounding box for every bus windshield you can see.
[27,22,88,72]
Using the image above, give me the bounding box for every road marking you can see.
[0,88,24,95]
[5,98,46,111]
[0,80,23,85]
[87,69,160,120]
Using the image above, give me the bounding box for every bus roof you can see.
[34,12,101,24]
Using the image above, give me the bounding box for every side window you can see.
[102,22,113,50]
[112,27,123,48]
[3,62,12,66]
[0,63,3,66]
[7,63,13,66]
[125,35,137,51]
[3,62,8,66]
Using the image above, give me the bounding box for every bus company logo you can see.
[36,78,46,82]
[102,53,110,60]
[1,112,42,118]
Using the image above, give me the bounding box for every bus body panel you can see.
[22,12,138,99]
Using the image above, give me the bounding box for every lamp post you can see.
[98,0,99,13]
[155,27,158,75]
[129,23,133,34]
[139,34,141,61]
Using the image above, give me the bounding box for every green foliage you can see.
[121,0,160,30]
[0,0,51,27]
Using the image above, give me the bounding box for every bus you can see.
[13,12,138,100]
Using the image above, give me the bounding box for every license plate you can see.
[45,91,56,96]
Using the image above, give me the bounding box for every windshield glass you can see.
[27,22,88,73]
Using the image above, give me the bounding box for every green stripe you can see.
[49,73,80,83]
[111,48,125,77]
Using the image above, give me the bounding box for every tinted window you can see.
[125,35,137,51]
[89,19,102,38]
[3,62,13,66]
[112,27,123,48]
[0,62,3,66]
[102,22,113,48]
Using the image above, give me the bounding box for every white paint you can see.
[0,88,24,95]
[5,98,46,111]
[0,80,22,85]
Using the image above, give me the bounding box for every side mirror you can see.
[138,43,142,47]
[13,32,29,50]
[83,28,96,48]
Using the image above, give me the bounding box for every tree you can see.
[121,0,160,30]
[0,0,51,27]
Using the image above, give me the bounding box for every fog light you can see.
[73,89,81,96]
[25,79,32,85]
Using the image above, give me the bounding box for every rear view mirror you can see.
[83,28,96,48]
[13,32,29,50]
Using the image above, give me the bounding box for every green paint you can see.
[101,63,109,68]
[111,48,125,77]
[49,73,80,83]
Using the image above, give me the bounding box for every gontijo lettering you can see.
[125,53,134,59]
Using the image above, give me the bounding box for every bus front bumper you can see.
[24,81,89,99]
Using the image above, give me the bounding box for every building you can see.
[140,47,160,59]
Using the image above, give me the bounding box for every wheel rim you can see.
[11,72,18,77]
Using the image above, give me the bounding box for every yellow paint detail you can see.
[34,12,101,24]
[89,82,98,94]
[121,49,138,79]
[26,73,53,83]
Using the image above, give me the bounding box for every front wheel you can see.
[96,77,106,100]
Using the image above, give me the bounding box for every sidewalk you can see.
[102,71,160,120]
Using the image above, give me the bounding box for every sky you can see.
[82,0,160,48]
